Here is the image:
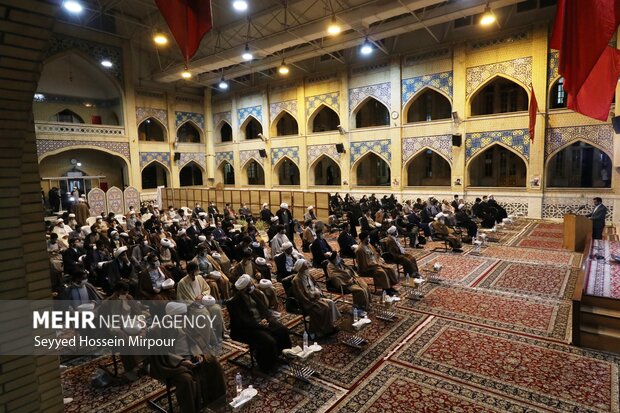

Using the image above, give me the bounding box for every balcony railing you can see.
[35,121,125,137]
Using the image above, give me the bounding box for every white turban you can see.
[162,278,175,290]
[208,271,222,280]
[110,230,118,236]
[113,246,128,258]
[282,241,293,250]
[458,203,465,210]
[199,212,207,217]
[165,302,187,315]
[212,252,221,259]
[120,232,129,237]
[259,279,272,289]
[198,235,207,242]
[57,218,64,223]
[293,258,307,272]
[262,203,268,208]
[434,213,444,221]
[235,274,252,290]
[280,203,288,209]
[251,242,260,248]
[177,229,186,236]
[172,218,179,223]
[255,257,266,265]
[69,213,75,218]
[387,226,398,235]
[308,206,313,210]
[161,238,173,248]
[81,225,91,236]
[270,216,279,223]
[201,295,216,306]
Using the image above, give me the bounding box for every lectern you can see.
[563,214,592,252]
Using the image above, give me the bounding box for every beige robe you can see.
[291,270,339,337]
[327,261,371,310]
[355,243,398,289]
[385,235,419,277]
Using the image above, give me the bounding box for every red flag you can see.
[155,0,212,66]
[529,85,538,142]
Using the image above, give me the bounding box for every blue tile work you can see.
[547,50,559,83]
[350,140,391,164]
[269,100,297,122]
[37,140,130,161]
[465,129,530,161]
[136,107,168,127]
[307,144,342,165]
[466,57,532,98]
[545,124,614,158]
[175,111,205,130]
[305,92,340,118]
[215,151,234,167]
[239,150,263,167]
[402,72,452,105]
[349,83,391,113]
[179,152,206,169]
[213,111,232,127]
[271,147,300,166]
[403,135,453,164]
[139,152,170,169]
[237,106,263,127]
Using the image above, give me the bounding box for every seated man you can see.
[356,231,399,296]
[61,269,102,310]
[99,246,133,295]
[310,228,333,267]
[274,242,300,281]
[385,226,420,278]
[62,236,86,276]
[301,220,316,252]
[291,259,340,338]
[191,245,225,300]
[137,253,176,300]
[337,222,357,258]
[227,274,292,373]
[430,213,463,252]
[455,204,478,239]
[326,252,371,311]
[270,225,291,256]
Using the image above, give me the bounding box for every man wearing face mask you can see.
[310,228,333,268]
[230,249,261,284]
[137,253,175,301]
[327,252,371,312]
[270,225,291,256]
[267,216,281,241]
[227,274,292,373]
[62,270,102,310]
[356,231,399,296]
[191,245,225,300]
[192,202,205,219]
[131,238,153,272]
[62,237,86,275]
[99,246,134,295]
[129,220,146,243]
[302,219,316,252]
[109,230,125,251]
[276,203,295,243]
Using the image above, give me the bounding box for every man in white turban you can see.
[385,226,420,278]
[430,213,463,252]
[276,202,295,243]
[270,224,291,256]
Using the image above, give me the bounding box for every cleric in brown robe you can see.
[385,226,420,278]
[356,231,399,295]
[326,252,371,311]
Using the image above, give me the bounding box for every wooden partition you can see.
[162,188,331,221]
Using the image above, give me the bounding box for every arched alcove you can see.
[549,77,567,109]
[177,121,201,143]
[179,161,204,186]
[406,150,451,186]
[310,105,340,133]
[354,97,389,128]
[312,155,341,186]
[50,109,84,123]
[470,77,529,116]
[220,122,233,142]
[245,159,265,186]
[406,88,452,122]
[275,158,300,186]
[273,111,299,136]
[141,161,168,189]
[242,116,263,140]
[354,153,391,186]
[216,161,235,185]
[138,118,166,142]
[468,145,527,187]
[547,141,612,188]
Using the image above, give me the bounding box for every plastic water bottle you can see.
[303,330,309,352]
[382,290,387,304]
[353,308,359,322]
[405,273,410,287]
[235,372,243,396]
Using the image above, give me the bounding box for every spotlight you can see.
[101,60,113,68]
[181,68,192,79]
[480,6,496,26]
[278,60,289,75]
[76,162,82,167]
[153,32,168,45]
[360,38,373,55]
[34,93,45,101]
[232,0,248,11]
[84,102,92,107]
[63,0,83,13]
[218,78,229,90]
[327,16,341,35]
[241,44,253,61]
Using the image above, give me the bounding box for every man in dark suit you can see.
[587,197,608,240]
[62,237,86,275]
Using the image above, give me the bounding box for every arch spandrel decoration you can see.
[106,186,124,215]
[271,147,299,166]
[215,151,234,167]
[402,71,453,106]
[349,82,391,114]
[305,92,340,118]
[179,152,206,169]
[237,106,263,128]
[465,129,530,162]
[269,100,297,122]
[213,111,232,128]
[36,140,130,161]
[350,140,391,165]
[239,150,263,167]
[547,50,559,84]
[466,57,532,99]
[87,188,107,216]
[136,107,167,126]
[139,152,171,169]
[123,186,140,212]
[175,111,205,131]
[403,135,453,164]
[545,124,614,159]
[307,144,342,165]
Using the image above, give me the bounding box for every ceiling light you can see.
[76,162,82,167]
[153,32,168,45]
[232,0,248,11]
[181,68,192,79]
[327,16,341,35]
[63,0,83,13]
[480,6,496,26]
[218,78,229,90]
[242,44,253,61]
[278,60,290,75]
[84,102,92,107]
[33,93,45,101]
[100,60,113,68]
[360,38,373,55]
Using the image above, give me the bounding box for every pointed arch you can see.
[271,110,299,137]
[402,85,452,114]
[469,75,529,116]
[141,160,169,189]
[243,158,265,186]
[467,143,527,187]
[404,148,452,187]
[545,140,612,188]
[308,104,340,133]
[49,108,84,123]
[179,161,204,186]
[216,160,235,186]
[404,87,452,123]
[548,77,567,109]
[273,156,300,186]
[310,154,341,186]
[352,96,390,128]
[138,117,167,142]
[352,152,391,187]
[240,115,263,140]
[176,120,202,143]
[217,120,233,142]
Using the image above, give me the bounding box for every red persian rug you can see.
[516,237,564,250]
[394,318,620,413]
[474,245,578,267]
[417,253,497,286]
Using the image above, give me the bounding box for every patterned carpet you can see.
[417,253,497,286]
[471,245,579,266]
[586,240,620,299]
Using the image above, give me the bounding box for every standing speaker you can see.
[612,116,620,133]
[335,143,345,153]
[258,149,267,158]
[452,134,462,147]
[173,152,181,161]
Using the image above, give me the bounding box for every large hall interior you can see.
[2,0,620,412]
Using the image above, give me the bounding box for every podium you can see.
[563,214,592,252]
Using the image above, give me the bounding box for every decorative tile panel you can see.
[403,135,453,164]
[179,152,206,169]
[45,34,123,81]
[215,151,234,166]
[543,200,614,221]
[305,92,340,117]
[547,50,559,83]
[269,100,297,122]
[271,147,299,166]
[175,111,205,130]
[37,139,130,160]
[466,57,532,98]
[106,186,124,215]
[239,150,263,167]
[136,107,167,126]
[213,111,232,127]
[123,186,140,212]
[87,188,107,216]
[463,199,529,216]
[402,72,453,105]
[307,144,342,165]
[237,106,263,127]
[466,129,530,161]
[545,125,614,158]
[350,140,391,164]
[140,152,170,169]
[349,82,391,113]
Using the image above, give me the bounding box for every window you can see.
[470,77,529,116]
[177,122,201,143]
[354,98,389,128]
[223,163,235,185]
[245,118,263,140]
[52,109,84,123]
[138,118,166,141]
[179,162,203,186]
[246,160,265,185]
[550,78,566,109]
[220,122,233,142]
[547,141,612,188]
[407,89,452,123]
[312,106,340,133]
[275,112,299,136]
[141,163,168,189]
[469,145,526,187]
[313,156,341,186]
[355,153,390,186]
[277,159,300,185]
[407,150,451,186]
